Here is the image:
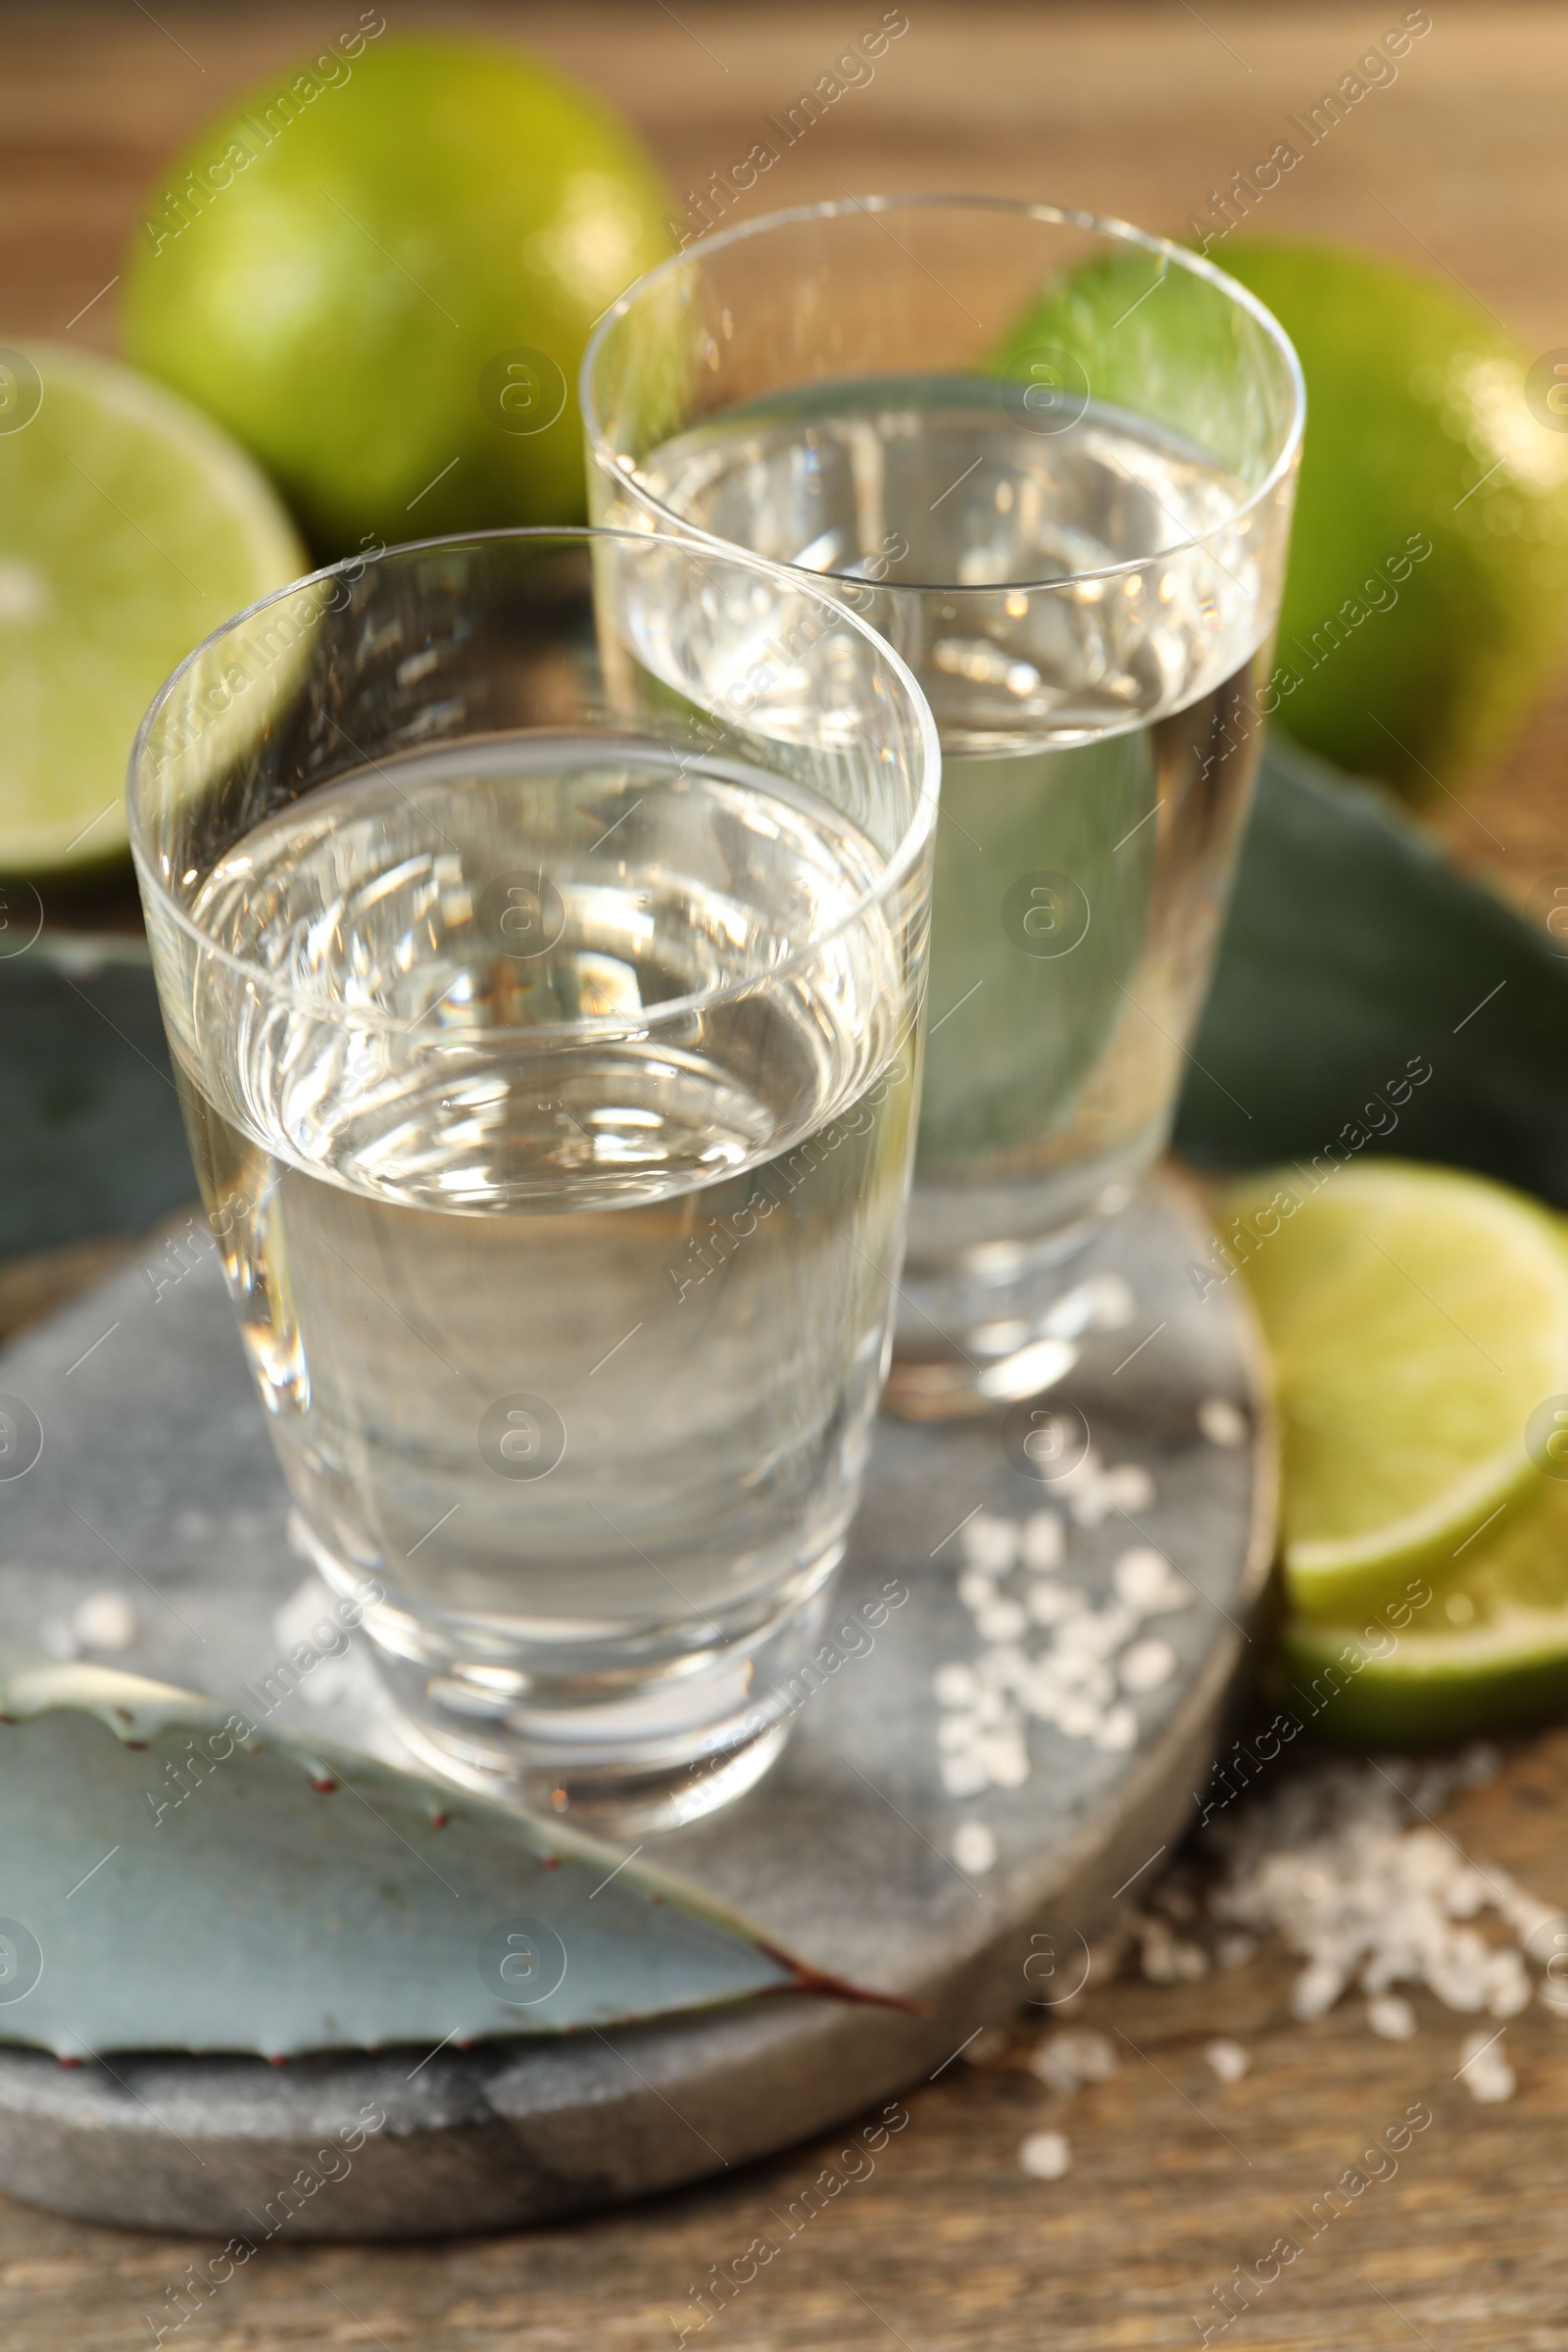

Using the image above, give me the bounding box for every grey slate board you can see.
[0,1173,1271,2235]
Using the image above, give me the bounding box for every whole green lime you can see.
[1221,238,1568,798]
[122,35,673,554]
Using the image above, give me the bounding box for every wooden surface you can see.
[5,6,1568,2345]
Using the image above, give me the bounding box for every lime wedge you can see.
[1222,1161,1568,1617]
[0,343,304,876]
[1281,1473,1568,1743]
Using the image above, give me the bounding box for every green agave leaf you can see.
[0,1644,891,2059]
[1176,731,1568,1202]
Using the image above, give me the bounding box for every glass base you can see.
[308,1531,838,1836]
[393,1708,792,1837]
[885,1213,1137,1421]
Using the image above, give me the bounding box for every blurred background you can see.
[6,0,1565,897]
[5,12,1568,2347]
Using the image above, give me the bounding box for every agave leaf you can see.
[1176,731,1568,1201]
[0,1643,887,2059]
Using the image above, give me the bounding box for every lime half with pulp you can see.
[0,342,304,877]
[1223,1161,1568,1618]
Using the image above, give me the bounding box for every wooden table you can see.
[4,8,1568,2344]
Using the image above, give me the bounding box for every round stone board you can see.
[0,1169,1272,2236]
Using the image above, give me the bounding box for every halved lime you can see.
[0,342,304,876]
[1281,1473,1568,1743]
[1222,1161,1568,1618]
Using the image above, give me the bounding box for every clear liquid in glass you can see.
[175,735,915,1820]
[636,380,1269,1401]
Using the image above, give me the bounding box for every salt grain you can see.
[1026,1583,1075,1627]
[72,1592,137,1652]
[933,1662,978,1707]
[1101,1463,1155,1512]
[1018,2130,1072,2180]
[1291,1960,1346,2020]
[1137,1920,1209,1984]
[961,1512,1018,1571]
[1060,2028,1118,2081]
[1020,1511,1064,1571]
[1119,1638,1177,1694]
[1199,1397,1249,1449]
[953,1821,998,1876]
[982,1740,1031,1788]
[1028,2028,1117,2093]
[1056,1697,1102,1740]
[1204,2038,1250,2083]
[1114,1547,1188,1614]
[1368,1994,1417,2040]
[1457,2029,1515,2104]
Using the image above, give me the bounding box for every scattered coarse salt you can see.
[933,1480,1196,1789]
[953,1820,998,1876]
[1204,2038,1250,2084]
[1202,1752,1561,2041]
[1119,1638,1176,1694]
[72,1591,137,1652]
[1199,1396,1249,1449]
[1457,2029,1516,2104]
[1018,2129,1072,2180]
[1216,1932,1257,1971]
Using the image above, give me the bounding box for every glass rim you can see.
[126,523,940,1041]
[580,190,1307,596]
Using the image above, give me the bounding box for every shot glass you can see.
[583,195,1303,1416]
[129,528,937,1831]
